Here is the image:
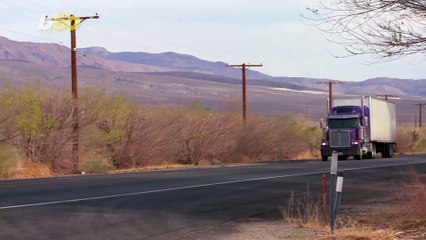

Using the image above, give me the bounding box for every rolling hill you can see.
[0,36,424,123]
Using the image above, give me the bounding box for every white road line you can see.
[340,161,426,172]
[1,161,425,210]
[0,170,325,210]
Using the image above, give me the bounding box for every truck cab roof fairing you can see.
[331,105,370,118]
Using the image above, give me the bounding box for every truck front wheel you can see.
[322,156,328,161]
[366,144,376,159]
[354,149,363,160]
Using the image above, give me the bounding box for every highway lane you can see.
[0,154,426,239]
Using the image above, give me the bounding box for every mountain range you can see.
[0,36,424,122]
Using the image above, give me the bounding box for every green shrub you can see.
[0,145,24,178]
[81,159,116,174]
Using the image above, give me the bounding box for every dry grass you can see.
[397,170,426,218]
[361,170,426,238]
[0,145,24,178]
[280,191,328,232]
[112,164,193,173]
[12,161,53,179]
[281,193,398,240]
[282,170,426,239]
[332,226,396,240]
[292,151,320,160]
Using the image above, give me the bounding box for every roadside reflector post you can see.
[329,151,338,231]
[322,174,328,225]
[331,171,344,231]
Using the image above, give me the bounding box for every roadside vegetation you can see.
[0,86,321,178]
[280,169,426,239]
[1,86,426,179]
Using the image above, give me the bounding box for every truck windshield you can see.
[328,118,359,129]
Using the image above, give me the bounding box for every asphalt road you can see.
[1,154,426,240]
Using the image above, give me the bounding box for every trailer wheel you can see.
[383,144,393,158]
[388,144,394,158]
[322,156,328,161]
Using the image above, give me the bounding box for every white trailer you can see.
[333,97,397,143]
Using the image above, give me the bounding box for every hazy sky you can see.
[0,0,424,81]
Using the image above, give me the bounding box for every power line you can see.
[0,27,63,44]
[82,25,164,52]
[0,0,40,15]
[2,0,240,63]
[22,0,57,12]
[56,0,237,61]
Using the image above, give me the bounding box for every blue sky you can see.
[0,0,424,81]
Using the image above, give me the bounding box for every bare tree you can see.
[307,0,426,59]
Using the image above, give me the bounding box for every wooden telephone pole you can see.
[415,103,426,128]
[317,81,343,112]
[49,14,99,173]
[226,63,262,124]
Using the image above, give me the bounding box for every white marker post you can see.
[329,151,338,230]
[332,171,344,231]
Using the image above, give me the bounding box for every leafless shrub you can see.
[1,87,323,176]
[396,127,426,153]
[148,106,241,165]
[0,87,73,173]
[397,127,419,153]
[0,88,20,143]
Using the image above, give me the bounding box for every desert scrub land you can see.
[1,86,426,179]
[0,86,322,178]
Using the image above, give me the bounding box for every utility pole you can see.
[48,13,99,173]
[415,103,426,128]
[226,63,262,124]
[317,81,343,112]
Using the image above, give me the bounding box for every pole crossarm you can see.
[376,94,399,100]
[47,14,99,30]
[226,64,263,68]
[317,80,344,112]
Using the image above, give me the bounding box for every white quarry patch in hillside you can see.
[268,87,326,95]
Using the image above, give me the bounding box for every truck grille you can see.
[329,130,350,147]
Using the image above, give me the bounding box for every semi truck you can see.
[320,96,397,161]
